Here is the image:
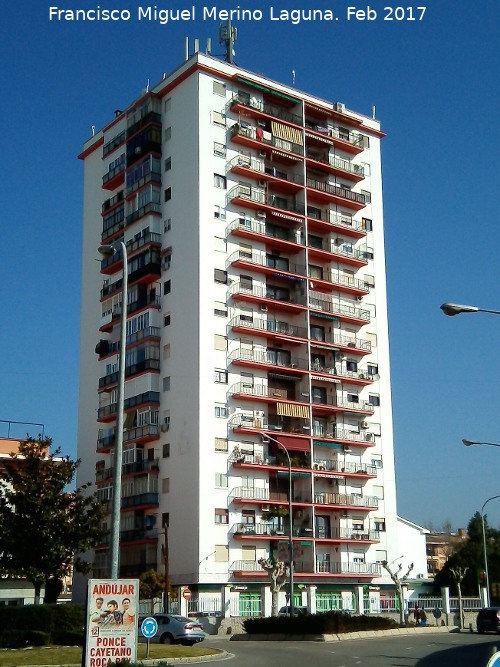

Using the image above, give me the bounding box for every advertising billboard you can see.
[85,579,139,667]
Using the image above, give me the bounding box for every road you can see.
[201,632,500,666]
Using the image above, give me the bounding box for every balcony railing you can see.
[228,382,296,401]
[313,459,377,476]
[231,522,282,536]
[306,178,366,206]
[230,124,305,158]
[313,429,375,445]
[313,492,378,508]
[123,423,159,444]
[227,185,306,216]
[227,250,307,277]
[229,316,309,340]
[230,559,381,576]
[308,239,371,264]
[229,487,287,503]
[125,202,162,227]
[316,527,380,541]
[96,459,160,482]
[98,358,160,389]
[308,293,370,321]
[227,217,303,246]
[121,492,159,509]
[304,123,365,150]
[312,397,375,413]
[228,283,307,308]
[311,270,370,293]
[307,209,366,234]
[103,163,125,186]
[306,152,365,178]
[230,94,303,126]
[311,332,371,353]
[228,348,308,371]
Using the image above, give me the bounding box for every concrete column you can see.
[441,587,450,614]
[221,586,231,618]
[307,585,317,613]
[262,585,272,617]
[355,585,364,615]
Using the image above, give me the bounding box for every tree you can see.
[0,436,105,603]
[139,569,174,613]
[258,558,289,617]
[450,565,468,629]
[382,559,414,626]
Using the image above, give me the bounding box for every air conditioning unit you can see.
[259,304,268,312]
[161,424,169,432]
[365,433,374,441]
[262,505,270,512]
[335,102,345,113]
[258,179,266,187]
[361,420,369,429]
[356,296,363,301]
[257,211,266,218]
[258,150,266,158]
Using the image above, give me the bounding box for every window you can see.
[164,187,171,202]
[346,393,359,403]
[163,443,170,458]
[212,111,226,127]
[373,485,384,499]
[214,301,227,317]
[215,437,228,452]
[374,519,386,532]
[310,325,325,342]
[164,127,171,141]
[213,81,226,96]
[215,545,229,562]
[362,218,373,231]
[214,173,227,189]
[214,204,226,219]
[214,369,228,384]
[163,345,170,360]
[367,364,378,376]
[214,142,226,157]
[162,512,170,528]
[369,394,380,407]
[309,264,323,280]
[214,335,227,351]
[164,157,171,171]
[163,377,170,392]
[214,269,228,284]
[242,509,255,525]
[214,237,226,252]
[164,98,171,112]
[346,360,358,373]
[371,454,382,468]
[215,403,228,418]
[215,472,228,487]
[164,313,170,327]
[163,280,171,295]
[162,477,170,493]
[164,218,171,232]
[360,190,371,204]
[312,386,326,404]
[215,508,229,524]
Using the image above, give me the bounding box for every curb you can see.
[29,650,229,667]
[230,625,460,642]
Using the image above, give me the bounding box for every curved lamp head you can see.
[98,244,116,259]
[440,303,479,316]
[462,439,479,447]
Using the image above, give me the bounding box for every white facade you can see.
[76,50,400,611]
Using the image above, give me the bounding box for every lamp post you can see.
[98,241,128,579]
[440,303,500,317]
[463,439,500,449]
[481,495,500,607]
[261,434,294,616]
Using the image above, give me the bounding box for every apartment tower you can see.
[76,46,399,614]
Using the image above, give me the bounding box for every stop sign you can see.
[182,588,191,600]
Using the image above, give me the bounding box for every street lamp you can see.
[481,495,500,607]
[440,303,500,317]
[261,434,294,616]
[463,439,500,448]
[98,241,128,579]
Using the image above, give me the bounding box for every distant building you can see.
[426,529,467,576]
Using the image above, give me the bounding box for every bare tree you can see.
[258,558,289,617]
[450,565,468,629]
[382,560,414,625]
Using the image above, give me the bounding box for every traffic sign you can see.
[486,651,500,667]
[141,617,158,639]
[182,588,192,600]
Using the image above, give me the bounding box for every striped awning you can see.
[277,402,309,418]
[271,120,303,146]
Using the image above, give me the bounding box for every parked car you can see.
[278,605,308,616]
[139,614,205,645]
[476,607,500,634]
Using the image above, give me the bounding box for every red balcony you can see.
[307,211,367,240]
[307,242,369,269]
[305,153,365,183]
[228,282,307,315]
[306,178,366,211]
[226,216,304,255]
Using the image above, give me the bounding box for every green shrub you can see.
[0,604,85,646]
[25,630,50,646]
[52,629,85,646]
[243,611,398,635]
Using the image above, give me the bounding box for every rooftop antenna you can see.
[218,20,237,63]
[146,79,150,93]
[372,104,376,119]
[292,70,296,86]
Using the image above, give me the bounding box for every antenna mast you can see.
[218,20,237,63]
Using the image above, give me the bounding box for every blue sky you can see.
[1,0,499,531]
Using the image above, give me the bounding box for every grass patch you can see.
[0,643,220,666]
